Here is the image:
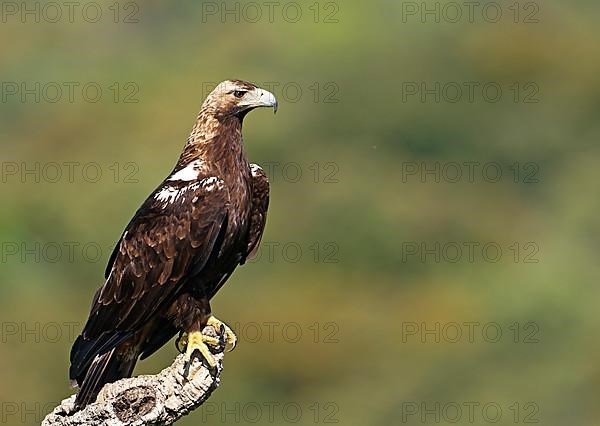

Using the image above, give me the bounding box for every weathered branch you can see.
[43,327,225,426]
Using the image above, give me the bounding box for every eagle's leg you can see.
[206,315,237,352]
[178,296,220,374]
[171,295,235,375]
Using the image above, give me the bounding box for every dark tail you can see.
[70,336,138,409]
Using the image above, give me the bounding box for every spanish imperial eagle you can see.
[69,80,277,408]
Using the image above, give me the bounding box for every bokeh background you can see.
[1,1,599,425]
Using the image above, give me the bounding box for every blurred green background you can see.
[1,0,599,425]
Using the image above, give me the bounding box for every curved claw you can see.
[206,315,237,352]
[175,331,186,354]
[218,324,226,349]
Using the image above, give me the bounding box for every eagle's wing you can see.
[71,176,228,374]
[245,164,270,261]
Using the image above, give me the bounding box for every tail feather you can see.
[70,332,121,381]
[73,344,138,409]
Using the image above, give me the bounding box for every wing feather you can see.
[245,164,270,262]
[81,178,228,342]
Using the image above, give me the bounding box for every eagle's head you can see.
[203,80,278,119]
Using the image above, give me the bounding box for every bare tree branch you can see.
[43,326,224,426]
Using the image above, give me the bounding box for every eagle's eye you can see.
[232,90,246,99]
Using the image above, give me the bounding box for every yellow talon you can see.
[207,315,237,352]
[202,335,221,348]
[183,330,217,369]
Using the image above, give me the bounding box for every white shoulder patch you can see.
[155,177,223,206]
[250,163,263,176]
[200,176,224,192]
[168,159,207,182]
[155,186,182,204]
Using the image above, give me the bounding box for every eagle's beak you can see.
[242,88,278,114]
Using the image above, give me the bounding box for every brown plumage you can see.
[69,80,276,408]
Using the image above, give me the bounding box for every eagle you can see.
[69,80,277,408]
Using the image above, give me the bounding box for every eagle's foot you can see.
[181,330,218,377]
[207,315,237,352]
